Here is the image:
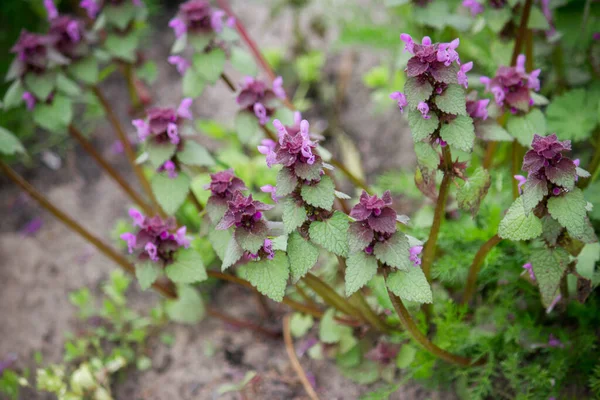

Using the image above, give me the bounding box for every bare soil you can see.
[0,1,444,399]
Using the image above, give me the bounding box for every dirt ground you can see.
[0,1,446,399]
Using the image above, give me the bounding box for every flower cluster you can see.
[520,134,578,197]
[169,0,233,38]
[120,208,189,265]
[349,191,398,252]
[10,31,56,78]
[133,99,193,146]
[462,0,508,16]
[466,93,490,121]
[205,169,247,206]
[48,16,88,61]
[216,191,275,260]
[237,76,286,125]
[480,54,540,114]
[390,35,472,121]
[80,0,143,20]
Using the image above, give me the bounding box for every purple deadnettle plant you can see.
[349,191,399,256]
[48,16,89,61]
[80,0,143,19]
[237,76,286,125]
[169,0,232,39]
[120,208,189,265]
[132,99,193,146]
[9,30,55,77]
[205,169,248,223]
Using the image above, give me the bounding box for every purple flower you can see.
[80,0,100,19]
[227,16,236,28]
[265,118,320,173]
[260,184,278,203]
[417,101,430,119]
[177,98,193,120]
[216,191,273,231]
[366,342,399,365]
[409,246,423,266]
[132,119,150,141]
[237,77,279,123]
[522,262,535,280]
[167,123,179,145]
[466,97,489,120]
[22,92,36,110]
[263,238,274,260]
[400,33,415,54]
[272,76,286,99]
[169,17,187,38]
[457,61,473,88]
[437,38,460,66]
[463,0,484,15]
[44,0,59,20]
[548,334,564,348]
[257,139,277,168]
[514,175,527,194]
[10,30,53,75]
[389,92,408,112]
[522,134,577,193]
[205,169,247,200]
[168,55,190,75]
[49,16,86,60]
[121,210,189,264]
[210,10,226,32]
[350,191,397,234]
[158,160,178,178]
[480,55,540,112]
[594,32,600,41]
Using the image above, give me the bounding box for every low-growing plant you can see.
[1,0,599,398]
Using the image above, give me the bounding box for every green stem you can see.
[0,160,177,298]
[383,269,482,367]
[303,273,363,320]
[350,291,392,334]
[511,140,522,199]
[461,234,502,305]
[122,62,140,110]
[580,128,600,188]
[421,146,452,281]
[510,0,534,65]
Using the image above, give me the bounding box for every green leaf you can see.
[33,95,73,133]
[339,360,380,385]
[165,248,207,284]
[276,167,298,197]
[439,115,475,152]
[404,77,433,108]
[547,89,597,142]
[477,121,513,142]
[193,48,226,84]
[498,197,543,241]
[177,141,215,167]
[506,109,546,147]
[457,167,491,216]
[309,211,350,257]
[105,33,138,62]
[396,344,417,369]
[171,34,187,54]
[294,159,323,181]
[104,3,136,30]
[146,142,177,168]
[301,175,335,211]
[522,176,548,213]
[182,68,206,98]
[68,57,99,85]
[287,232,319,283]
[319,308,352,343]
[234,221,268,253]
[234,111,260,144]
[230,47,258,76]
[188,33,213,52]
[541,216,563,246]
[386,268,432,304]
[238,251,289,302]
[530,246,570,307]
[408,110,439,142]
[3,80,24,110]
[135,261,162,290]
[221,234,244,271]
[24,71,56,100]
[528,6,551,30]
[166,285,205,324]
[434,84,467,116]
[345,252,378,296]
[374,232,410,270]
[348,221,374,254]
[0,127,25,155]
[151,173,191,215]
[56,73,81,97]
[282,197,307,234]
[547,188,588,239]
[290,313,314,338]
[136,61,158,85]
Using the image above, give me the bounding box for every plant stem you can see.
[122,62,140,110]
[303,273,363,320]
[461,234,502,305]
[421,146,452,281]
[207,307,280,338]
[0,160,177,299]
[92,86,163,217]
[283,315,321,400]
[350,291,392,334]
[510,0,534,65]
[383,269,481,367]
[220,72,236,91]
[511,140,522,199]
[68,125,154,215]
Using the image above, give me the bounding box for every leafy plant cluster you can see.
[1,0,600,399]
